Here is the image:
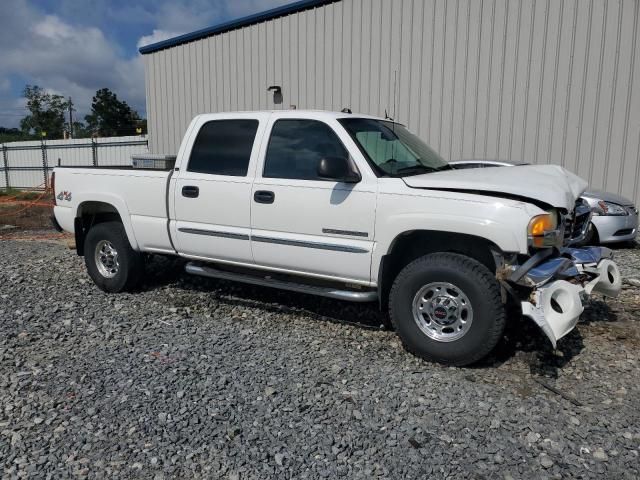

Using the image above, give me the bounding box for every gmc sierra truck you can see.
[52,110,622,366]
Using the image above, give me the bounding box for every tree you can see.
[70,121,91,139]
[138,118,147,135]
[20,85,69,139]
[85,88,141,137]
[0,127,34,143]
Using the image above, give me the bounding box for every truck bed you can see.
[53,167,175,254]
[55,165,174,171]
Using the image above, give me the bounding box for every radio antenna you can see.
[391,70,397,164]
[384,71,398,123]
[392,70,397,127]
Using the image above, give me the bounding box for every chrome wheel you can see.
[95,240,119,278]
[412,282,473,342]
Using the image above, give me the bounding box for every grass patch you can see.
[0,202,52,229]
[0,188,42,200]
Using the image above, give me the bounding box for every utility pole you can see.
[68,97,74,138]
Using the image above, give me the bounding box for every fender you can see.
[73,192,140,251]
[372,214,526,282]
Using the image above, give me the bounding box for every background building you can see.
[140,0,640,206]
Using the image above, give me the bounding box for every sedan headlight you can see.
[528,212,562,248]
[593,200,628,216]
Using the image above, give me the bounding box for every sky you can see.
[0,0,290,128]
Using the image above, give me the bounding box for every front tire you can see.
[389,253,505,366]
[84,221,144,293]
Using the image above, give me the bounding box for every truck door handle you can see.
[254,190,275,204]
[182,185,199,198]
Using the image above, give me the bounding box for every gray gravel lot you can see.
[1,237,639,479]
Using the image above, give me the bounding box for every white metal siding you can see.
[143,0,640,206]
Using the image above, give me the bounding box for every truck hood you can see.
[402,164,588,210]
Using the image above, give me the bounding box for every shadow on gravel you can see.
[139,255,387,331]
[606,240,638,250]
[475,296,621,375]
[138,255,621,370]
[138,254,188,289]
[579,298,619,325]
[470,314,585,377]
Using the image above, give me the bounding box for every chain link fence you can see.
[0,136,149,190]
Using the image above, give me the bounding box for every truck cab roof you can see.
[191,109,388,122]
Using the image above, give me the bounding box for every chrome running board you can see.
[185,262,378,303]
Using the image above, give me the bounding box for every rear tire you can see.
[84,221,144,293]
[389,252,505,366]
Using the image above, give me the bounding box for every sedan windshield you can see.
[339,118,450,176]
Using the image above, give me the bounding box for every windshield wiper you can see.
[432,164,453,172]
[393,165,437,176]
[390,164,453,177]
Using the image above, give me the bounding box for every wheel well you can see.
[74,201,122,256]
[378,230,501,310]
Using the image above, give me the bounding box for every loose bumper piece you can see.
[521,280,584,348]
[563,246,614,264]
[518,246,622,347]
[582,258,622,297]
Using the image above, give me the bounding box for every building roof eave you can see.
[139,0,338,55]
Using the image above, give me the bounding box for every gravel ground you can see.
[1,237,639,479]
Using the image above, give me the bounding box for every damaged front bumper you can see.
[506,247,622,347]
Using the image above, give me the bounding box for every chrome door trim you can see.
[178,227,250,241]
[322,228,369,237]
[251,235,369,253]
[179,228,369,253]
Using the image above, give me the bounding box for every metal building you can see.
[140,0,640,206]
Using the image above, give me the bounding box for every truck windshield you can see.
[339,118,450,177]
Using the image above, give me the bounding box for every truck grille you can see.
[564,199,592,245]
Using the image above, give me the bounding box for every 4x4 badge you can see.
[57,191,72,201]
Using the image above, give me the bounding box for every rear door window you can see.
[188,119,259,176]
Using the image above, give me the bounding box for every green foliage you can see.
[0,127,34,143]
[85,88,142,137]
[69,121,92,139]
[2,85,146,141]
[20,85,69,139]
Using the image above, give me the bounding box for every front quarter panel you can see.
[373,179,538,279]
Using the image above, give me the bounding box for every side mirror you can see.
[317,156,361,183]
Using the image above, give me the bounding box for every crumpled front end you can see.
[503,247,622,347]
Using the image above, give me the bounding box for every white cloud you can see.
[0,0,146,128]
[137,29,184,49]
[0,0,299,128]
[138,0,291,49]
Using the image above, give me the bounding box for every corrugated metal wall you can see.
[143,0,640,206]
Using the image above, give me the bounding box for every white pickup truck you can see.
[52,110,622,365]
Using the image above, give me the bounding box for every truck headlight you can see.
[528,212,561,248]
[593,200,628,216]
